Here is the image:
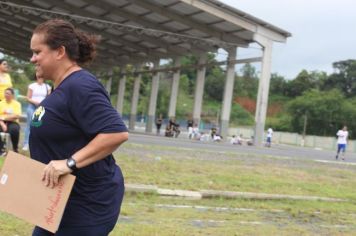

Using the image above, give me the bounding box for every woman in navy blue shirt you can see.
[29,19,128,236]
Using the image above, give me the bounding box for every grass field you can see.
[0,142,356,235]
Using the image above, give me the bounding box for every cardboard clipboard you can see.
[0,151,76,233]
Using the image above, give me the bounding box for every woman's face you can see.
[0,61,9,73]
[30,33,58,81]
[4,90,13,102]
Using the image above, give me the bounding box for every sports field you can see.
[0,133,355,235]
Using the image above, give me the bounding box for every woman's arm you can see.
[73,132,129,168]
[47,84,51,95]
[0,120,7,132]
[26,88,40,106]
[42,132,129,188]
[2,114,20,122]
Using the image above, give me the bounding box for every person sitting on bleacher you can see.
[0,88,21,154]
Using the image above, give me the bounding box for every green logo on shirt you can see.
[31,106,45,127]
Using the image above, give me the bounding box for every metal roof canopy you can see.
[0,0,291,71]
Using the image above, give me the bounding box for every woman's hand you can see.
[42,160,72,188]
[0,120,7,132]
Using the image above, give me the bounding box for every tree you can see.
[5,55,34,95]
[180,53,217,96]
[285,70,318,97]
[234,63,258,98]
[309,70,328,90]
[269,73,287,96]
[155,76,171,117]
[322,59,356,97]
[287,89,356,136]
[180,55,198,96]
[179,74,190,93]
[240,63,257,79]
[204,66,225,101]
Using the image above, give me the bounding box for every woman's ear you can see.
[56,46,66,60]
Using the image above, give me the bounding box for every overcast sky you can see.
[219,0,356,79]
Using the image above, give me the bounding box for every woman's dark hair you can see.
[31,74,40,81]
[0,59,6,64]
[5,88,14,95]
[33,19,100,65]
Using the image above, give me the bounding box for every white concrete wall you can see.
[228,126,356,152]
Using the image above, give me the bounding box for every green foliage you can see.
[5,51,356,137]
[284,70,317,97]
[204,66,225,101]
[234,63,258,98]
[270,70,328,99]
[240,62,258,78]
[309,70,328,89]
[5,55,34,95]
[201,101,221,124]
[322,59,356,97]
[268,67,356,134]
[156,77,172,117]
[287,89,356,136]
[180,55,198,95]
[171,74,195,118]
[199,100,254,126]
[118,54,257,124]
[270,73,287,96]
[108,66,120,99]
[266,114,292,132]
[178,74,190,92]
[230,103,254,126]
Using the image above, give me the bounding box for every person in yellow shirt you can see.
[0,59,13,101]
[0,88,21,153]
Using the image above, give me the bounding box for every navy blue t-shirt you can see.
[29,69,128,227]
